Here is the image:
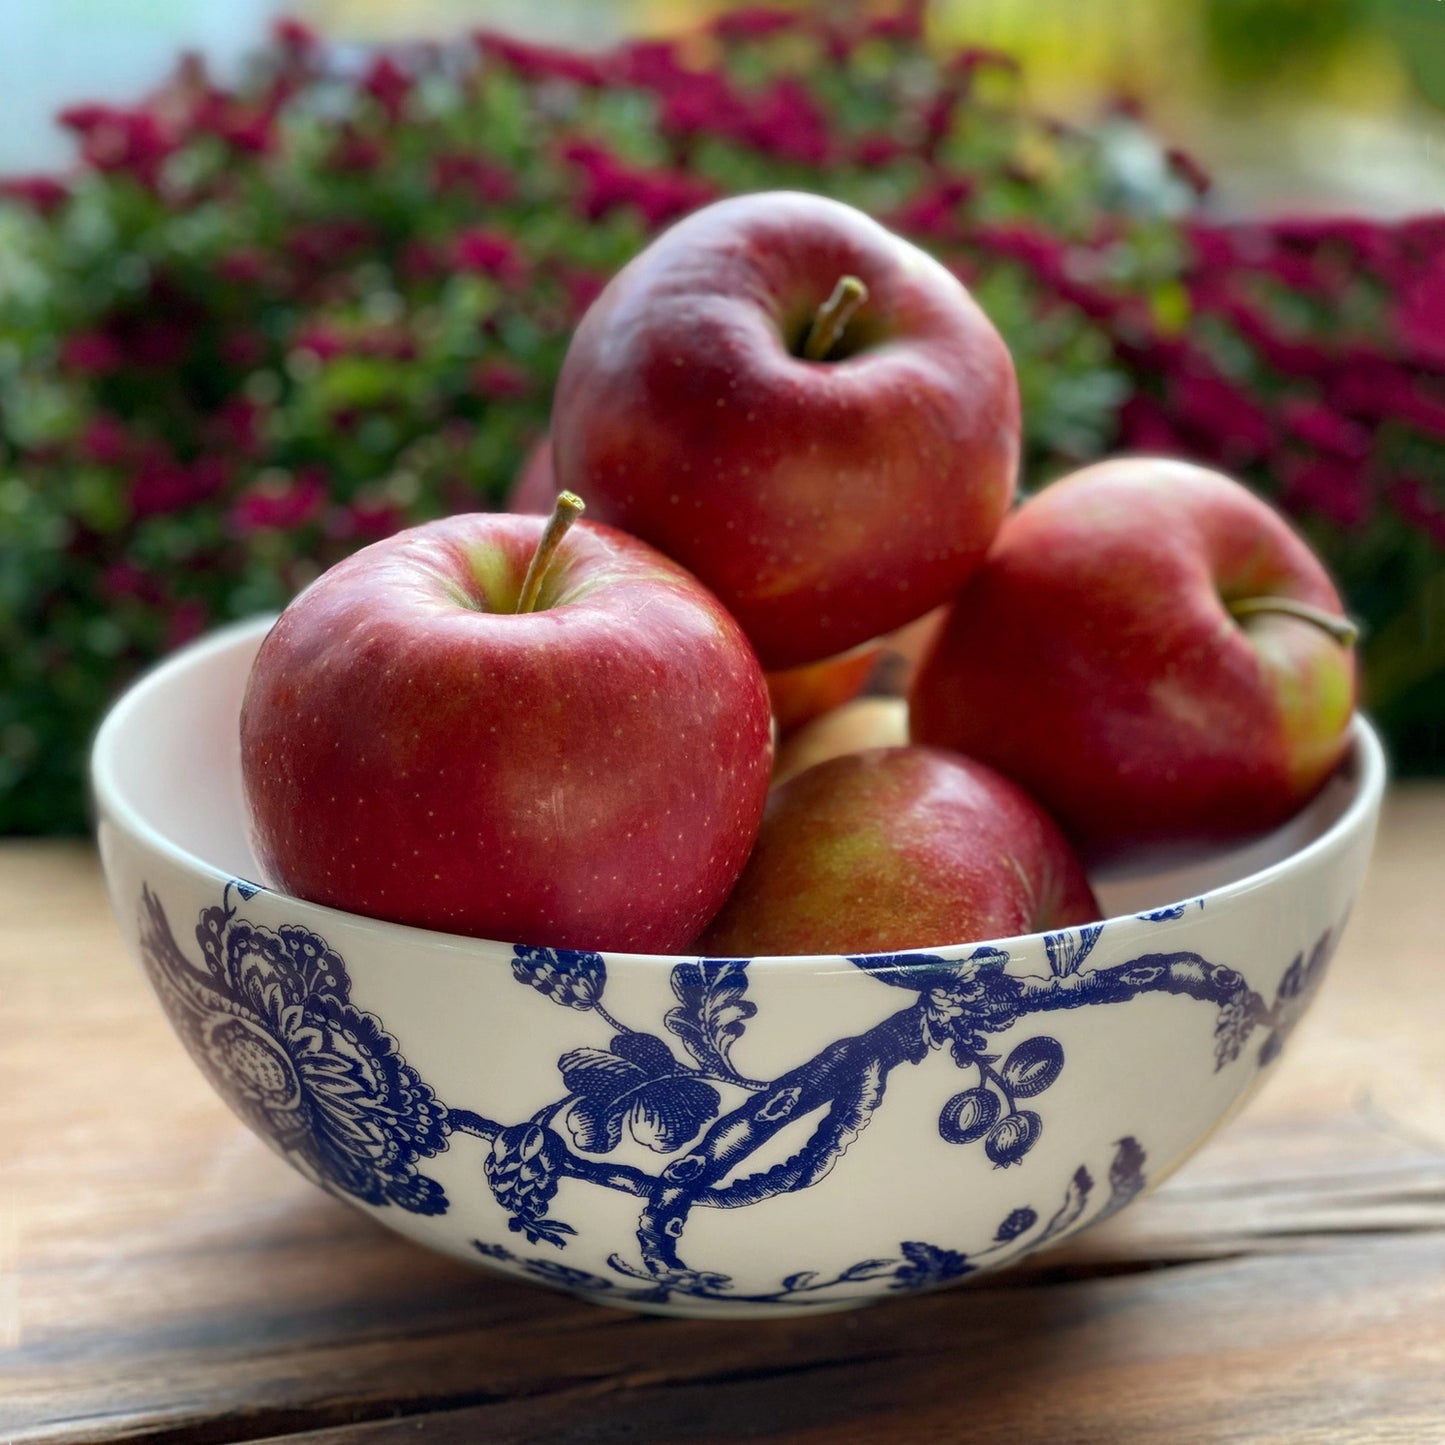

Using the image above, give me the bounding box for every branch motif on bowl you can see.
[136,879,1337,1307]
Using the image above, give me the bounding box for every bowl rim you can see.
[91,612,1388,968]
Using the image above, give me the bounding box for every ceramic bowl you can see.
[92,615,1385,1318]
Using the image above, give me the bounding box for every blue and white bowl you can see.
[92,616,1385,1318]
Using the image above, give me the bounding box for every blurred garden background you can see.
[1,0,1442,833]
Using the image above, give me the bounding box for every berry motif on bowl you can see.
[138,882,1341,1306]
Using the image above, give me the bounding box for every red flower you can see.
[709,8,802,42]
[1197,292,1335,378]
[260,71,304,116]
[222,330,268,368]
[432,153,515,204]
[558,265,608,320]
[1280,398,1371,460]
[272,17,319,58]
[968,222,1063,281]
[891,179,974,242]
[399,239,443,281]
[122,311,193,370]
[0,175,69,214]
[1187,224,1238,269]
[475,31,605,87]
[130,455,226,519]
[745,79,832,167]
[1271,216,1393,267]
[220,110,277,155]
[1168,367,1274,463]
[229,468,325,534]
[1398,383,1445,441]
[362,55,412,122]
[453,227,527,283]
[287,219,375,269]
[1396,259,1445,369]
[854,133,906,168]
[57,103,116,133]
[355,326,416,362]
[945,45,1021,79]
[60,104,175,188]
[1326,355,1445,438]
[61,332,123,375]
[100,560,157,603]
[1391,477,1445,550]
[473,360,532,399]
[819,20,855,64]
[294,321,347,361]
[1117,393,1184,453]
[1165,147,1211,197]
[183,81,278,155]
[327,125,384,173]
[206,398,264,454]
[219,247,268,284]
[1280,453,1371,529]
[656,74,751,147]
[164,598,209,651]
[562,141,714,228]
[80,415,132,465]
[192,455,229,498]
[330,498,404,542]
[860,6,928,45]
[919,87,965,152]
[1194,224,1351,300]
[613,39,688,90]
[1401,214,1445,253]
[1257,247,1332,294]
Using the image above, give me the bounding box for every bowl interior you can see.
[93,614,1374,938]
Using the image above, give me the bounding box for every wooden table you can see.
[4,793,1444,1444]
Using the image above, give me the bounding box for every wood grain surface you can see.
[3,789,1443,1445]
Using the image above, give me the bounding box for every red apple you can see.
[551,191,1019,669]
[240,503,773,952]
[697,746,1099,956]
[910,458,1359,863]
[509,439,883,732]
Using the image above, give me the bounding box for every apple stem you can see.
[802,275,869,361]
[516,491,586,614]
[1228,595,1360,647]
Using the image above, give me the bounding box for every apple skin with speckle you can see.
[239,513,773,951]
[506,433,884,737]
[698,746,1099,957]
[910,459,1358,864]
[550,191,1019,670]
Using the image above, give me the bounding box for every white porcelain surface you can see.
[91,616,1385,1317]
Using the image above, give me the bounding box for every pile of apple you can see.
[240,193,1358,956]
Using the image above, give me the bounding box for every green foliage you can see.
[0,8,1440,833]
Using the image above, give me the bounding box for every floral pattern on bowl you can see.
[135,872,1342,1312]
